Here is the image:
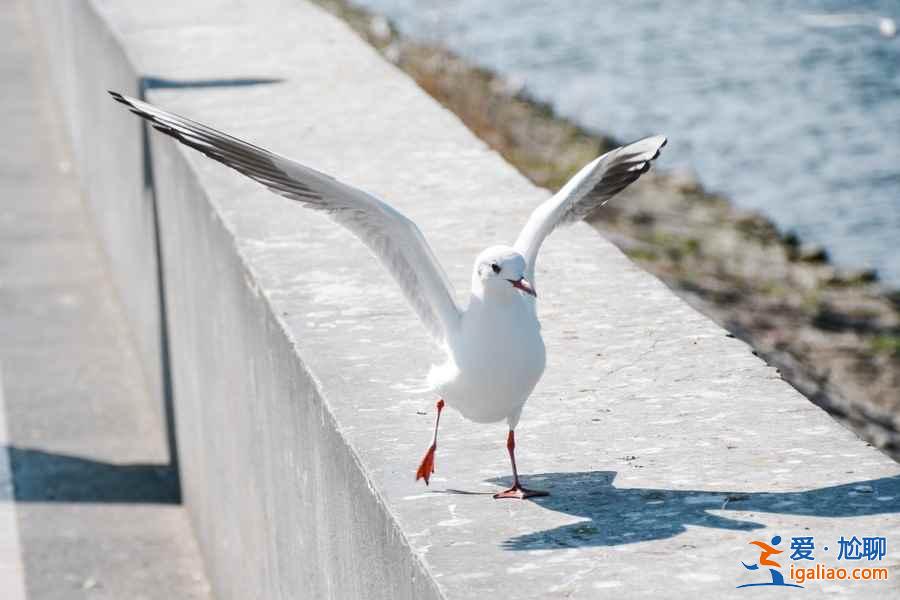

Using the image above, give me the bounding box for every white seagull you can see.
[110,91,666,499]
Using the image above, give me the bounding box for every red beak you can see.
[510,277,537,297]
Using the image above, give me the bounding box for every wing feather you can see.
[110,91,461,342]
[514,135,667,281]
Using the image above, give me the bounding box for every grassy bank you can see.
[315,0,900,459]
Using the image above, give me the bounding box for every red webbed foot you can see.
[493,483,549,500]
[415,444,437,485]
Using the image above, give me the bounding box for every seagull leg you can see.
[493,430,549,499]
[415,399,444,485]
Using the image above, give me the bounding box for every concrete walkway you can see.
[0,1,210,598]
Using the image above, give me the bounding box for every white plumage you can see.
[110,91,665,499]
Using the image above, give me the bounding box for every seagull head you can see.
[472,245,536,299]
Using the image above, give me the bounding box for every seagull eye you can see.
[491,263,501,274]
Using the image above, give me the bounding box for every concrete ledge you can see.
[34,0,900,597]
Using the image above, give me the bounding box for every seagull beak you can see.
[510,277,537,297]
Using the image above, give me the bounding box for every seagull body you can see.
[429,245,545,427]
[110,91,665,499]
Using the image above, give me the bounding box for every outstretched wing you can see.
[110,92,461,342]
[514,135,667,281]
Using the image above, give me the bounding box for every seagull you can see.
[109,91,666,499]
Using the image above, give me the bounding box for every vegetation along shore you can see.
[315,0,900,460]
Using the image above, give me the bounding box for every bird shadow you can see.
[485,471,900,550]
[141,75,284,91]
[7,446,179,504]
[431,488,495,496]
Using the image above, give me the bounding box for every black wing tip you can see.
[616,134,668,164]
[640,135,667,162]
[109,91,144,115]
[645,134,667,155]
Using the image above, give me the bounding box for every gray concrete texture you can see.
[31,0,166,411]
[33,0,900,598]
[1,1,210,597]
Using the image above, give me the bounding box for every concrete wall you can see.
[32,0,165,413]
[32,1,900,598]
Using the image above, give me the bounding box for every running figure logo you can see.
[737,535,803,589]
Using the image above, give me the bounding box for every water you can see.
[353,0,900,286]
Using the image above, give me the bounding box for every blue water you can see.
[354,0,900,286]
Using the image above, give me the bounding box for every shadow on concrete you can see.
[135,74,283,503]
[487,471,900,550]
[142,75,283,91]
[7,446,179,504]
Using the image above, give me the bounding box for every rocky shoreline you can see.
[315,0,900,459]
